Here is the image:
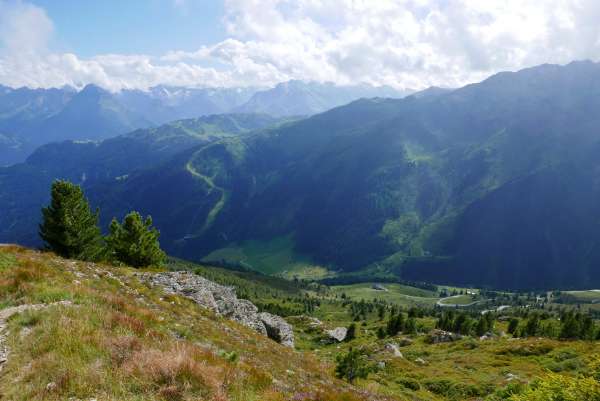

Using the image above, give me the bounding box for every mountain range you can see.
[0,81,407,166]
[2,61,600,289]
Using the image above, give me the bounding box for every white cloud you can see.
[1,0,600,91]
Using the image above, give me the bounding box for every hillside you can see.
[0,114,286,247]
[4,62,600,289]
[2,247,600,401]
[0,246,378,401]
[80,61,600,289]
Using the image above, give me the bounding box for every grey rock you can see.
[384,343,403,358]
[139,271,294,347]
[325,327,348,342]
[259,312,295,348]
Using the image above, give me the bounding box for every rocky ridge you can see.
[138,271,294,347]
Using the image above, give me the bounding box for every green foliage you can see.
[559,311,597,340]
[386,312,405,336]
[39,180,103,261]
[424,378,489,400]
[509,373,600,401]
[334,347,372,383]
[345,323,356,342]
[404,317,417,334]
[396,377,421,391]
[105,211,166,267]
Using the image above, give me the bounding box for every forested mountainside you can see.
[3,61,600,289]
[0,113,286,246]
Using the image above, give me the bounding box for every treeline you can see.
[508,310,600,340]
[436,310,496,336]
[254,298,320,317]
[39,180,164,267]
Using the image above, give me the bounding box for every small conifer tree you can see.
[334,347,372,383]
[106,211,165,267]
[39,180,103,261]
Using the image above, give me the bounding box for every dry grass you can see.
[0,247,384,401]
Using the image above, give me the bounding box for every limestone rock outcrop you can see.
[139,271,294,347]
[325,327,348,342]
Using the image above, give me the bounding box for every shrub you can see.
[334,347,372,383]
[396,377,420,391]
[345,323,356,341]
[424,379,488,400]
[510,373,600,401]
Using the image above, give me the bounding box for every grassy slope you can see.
[0,247,381,401]
[2,247,600,401]
[290,301,600,401]
[202,234,331,278]
[331,283,439,307]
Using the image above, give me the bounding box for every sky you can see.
[1,0,600,91]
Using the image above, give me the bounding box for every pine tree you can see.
[106,211,166,267]
[476,316,489,336]
[39,180,103,261]
[404,317,417,334]
[524,313,540,337]
[386,312,405,336]
[508,318,519,335]
[346,323,356,341]
[334,347,372,383]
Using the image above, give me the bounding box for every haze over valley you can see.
[2,1,600,400]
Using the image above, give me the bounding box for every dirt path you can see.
[0,301,72,372]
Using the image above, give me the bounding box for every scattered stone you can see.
[384,343,403,358]
[377,361,386,369]
[325,327,348,342]
[138,271,295,347]
[425,329,462,344]
[46,382,58,392]
[479,331,498,341]
[414,357,427,365]
[398,337,413,347]
[505,373,519,381]
[19,327,32,340]
[372,284,388,291]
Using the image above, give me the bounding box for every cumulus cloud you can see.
[1,0,600,91]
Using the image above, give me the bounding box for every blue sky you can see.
[30,0,226,57]
[0,0,599,91]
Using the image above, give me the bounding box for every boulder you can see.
[259,312,295,348]
[325,327,348,342]
[384,343,403,358]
